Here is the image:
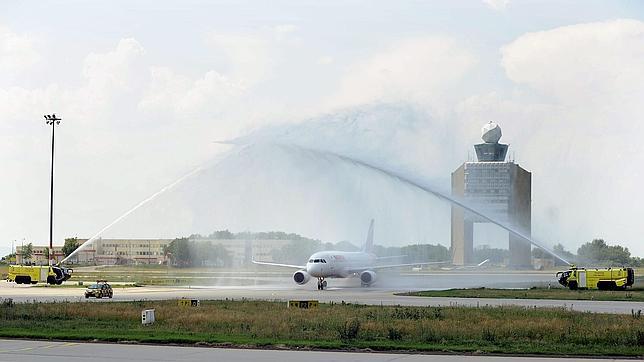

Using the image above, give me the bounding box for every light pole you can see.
[45,114,61,266]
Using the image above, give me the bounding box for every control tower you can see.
[451,122,532,268]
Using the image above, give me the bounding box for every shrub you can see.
[337,319,360,341]
[387,327,402,341]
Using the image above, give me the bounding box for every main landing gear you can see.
[317,278,327,290]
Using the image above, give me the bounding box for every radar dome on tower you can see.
[481,121,502,144]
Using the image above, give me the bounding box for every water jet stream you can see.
[61,140,569,266]
[278,143,570,265]
[61,164,208,264]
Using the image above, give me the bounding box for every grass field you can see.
[400,287,644,302]
[67,265,285,286]
[0,299,642,356]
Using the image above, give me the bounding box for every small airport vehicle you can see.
[6,265,73,285]
[556,265,634,290]
[85,280,113,299]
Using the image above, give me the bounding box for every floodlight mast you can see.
[44,114,61,266]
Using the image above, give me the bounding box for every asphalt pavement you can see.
[1,277,643,314]
[0,340,639,362]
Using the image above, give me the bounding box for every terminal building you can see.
[451,122,532,268]
[28,237,292,266]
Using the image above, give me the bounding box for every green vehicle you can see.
[84,280,113,299]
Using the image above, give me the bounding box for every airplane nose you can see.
[307,264,321,277]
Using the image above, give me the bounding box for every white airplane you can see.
[253,220,449,290]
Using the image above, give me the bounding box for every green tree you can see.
[208,230,235,239]
[552,243,576,266]
[62,237,80,257]
[473,245,507,264]
[272,239,321,265]
[166,237,191,267]
[20,243,33,263]
[400,244,450,264]
[577,239,631,266]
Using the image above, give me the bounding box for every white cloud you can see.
[501,19,644,107]
[453,19,644,255]
[274,24,298,35]
[82,38,146,94]
[0,26,39,78]
[207,32,272,86]
[317,56,334,65]
[138,67,245,121]
[330,37,476,112]
[483,0,510,11]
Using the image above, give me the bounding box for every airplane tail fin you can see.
[362,219,374,253]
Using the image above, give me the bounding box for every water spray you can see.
[61,138,570,267]
[276,143,571,265]
[61,163,209,264]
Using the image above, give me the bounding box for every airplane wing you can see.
[459,259,490,269]
[441,259,491,270]
[348,260,451,273]
[252,259,306,269]
[376,255,407,261]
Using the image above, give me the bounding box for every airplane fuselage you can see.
[305,251,376,278]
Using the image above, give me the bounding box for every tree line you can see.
[533,239,642,267]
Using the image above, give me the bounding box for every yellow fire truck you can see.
[556,265,634,290]
[6,265,73,285]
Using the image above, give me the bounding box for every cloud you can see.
[317,56,334,65]
[0,26,39,78]
[274,24,298,35]
[329,37,476,112]
[207,32,272,86]
[482,0,510,11]
[501,19,644,107]
[205,25,303,87]
[82,38,147,94]
[138,67,245,123]
[453,19,644,255]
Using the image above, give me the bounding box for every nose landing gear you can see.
[317,278,327,290]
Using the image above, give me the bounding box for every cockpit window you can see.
[308,259,313,263]
[321,259,326,263]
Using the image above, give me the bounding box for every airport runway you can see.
[0,340,638,362]
[1,279,642,314]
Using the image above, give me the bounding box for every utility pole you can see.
[44,114,61,266]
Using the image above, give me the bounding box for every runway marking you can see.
[0,342,78,353]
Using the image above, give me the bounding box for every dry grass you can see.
[0,299,642,356]
[402,286,644,302]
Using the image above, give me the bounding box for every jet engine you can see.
[293,270,311,285]
[360,270,377,286]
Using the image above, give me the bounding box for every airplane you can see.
[252,219,450,290]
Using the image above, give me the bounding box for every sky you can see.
[1,0,643,257]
